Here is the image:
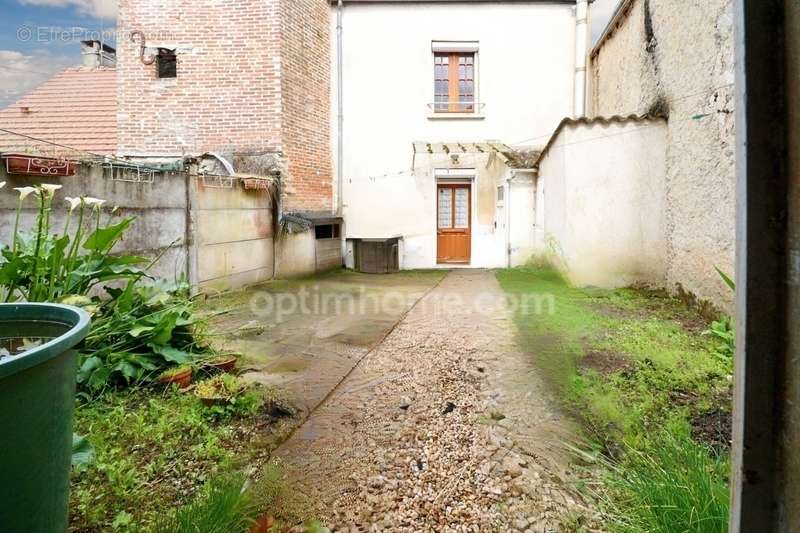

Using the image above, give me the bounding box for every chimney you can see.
[81,40,117,68]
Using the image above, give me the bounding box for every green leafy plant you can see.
[195,375,262,420]
[706,268,736,361]
[715,266,735,292]
[0,185,147,303]
[71,433,95,472]
[707,316,735,361]
[78,279,211,392]
[0,183,212,392]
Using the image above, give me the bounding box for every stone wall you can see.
[589,0,736,312]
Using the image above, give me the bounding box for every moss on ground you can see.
[496,267,732,532]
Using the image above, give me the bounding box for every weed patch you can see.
[70,386,296,531]
[496,267,732,532]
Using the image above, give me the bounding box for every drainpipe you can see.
[574,0,590,117]
[336,0,344,215]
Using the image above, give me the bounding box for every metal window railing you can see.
[427,102,486,113]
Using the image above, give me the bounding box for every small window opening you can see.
[156,48,177,78]
[315,224,341,240]
[497,185,505,204]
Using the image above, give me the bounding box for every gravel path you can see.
[275,270,596,532]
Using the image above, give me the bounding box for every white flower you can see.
[13,187,38,200]
[65,197,83,212]
[0,182,6,189]
[40,183,62,196]
[84,197,106,208]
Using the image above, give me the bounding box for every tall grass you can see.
[150,474,259,533]
[600,430,730,533]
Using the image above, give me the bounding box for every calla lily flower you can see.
[40,183,63,196]
[13,187,38,200]
[65,197,83,212]
[84,197,106,208]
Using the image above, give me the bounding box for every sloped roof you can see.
[0,67,117,156]
[533,113,667,168]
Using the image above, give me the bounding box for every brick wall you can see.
[117,0,283,157]
[117,0,333,213]
[280,0,333,213]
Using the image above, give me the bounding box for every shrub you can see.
[1,185,147,303]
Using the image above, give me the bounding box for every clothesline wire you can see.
[507,82,734,147]
[0,127,182,176]
[356,97,731,183]
[0,82,734,184]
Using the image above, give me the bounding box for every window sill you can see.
[427,113,485,121]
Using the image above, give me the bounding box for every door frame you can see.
[435,172,474,264]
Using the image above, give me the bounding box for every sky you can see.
[0,0,621,108]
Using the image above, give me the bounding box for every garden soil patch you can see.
[579,349,633,376]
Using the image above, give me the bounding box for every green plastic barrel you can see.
[0,304,90,533]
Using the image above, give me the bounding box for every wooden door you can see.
[437,184,471,263]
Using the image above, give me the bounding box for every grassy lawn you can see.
[496,267,732,533]
[69,386,301,532]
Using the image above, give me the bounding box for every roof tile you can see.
[0,67,117,156]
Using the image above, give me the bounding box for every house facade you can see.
[333,0,589,269]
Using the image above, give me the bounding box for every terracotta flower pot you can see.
[202,356,237,374]
[158,367,192,388]
[199,396,225,407]
[250,514,275,533]
[3,154,78,177]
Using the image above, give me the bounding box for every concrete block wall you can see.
[0,165,277,294]
[0,165,190,283]
[192,179,275,293]
[589,0,736,311]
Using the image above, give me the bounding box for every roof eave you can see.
[590,0,636,59]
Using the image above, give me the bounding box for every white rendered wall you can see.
[537,119,668,287]
[332,2,577,268]
[508,174,538,267]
